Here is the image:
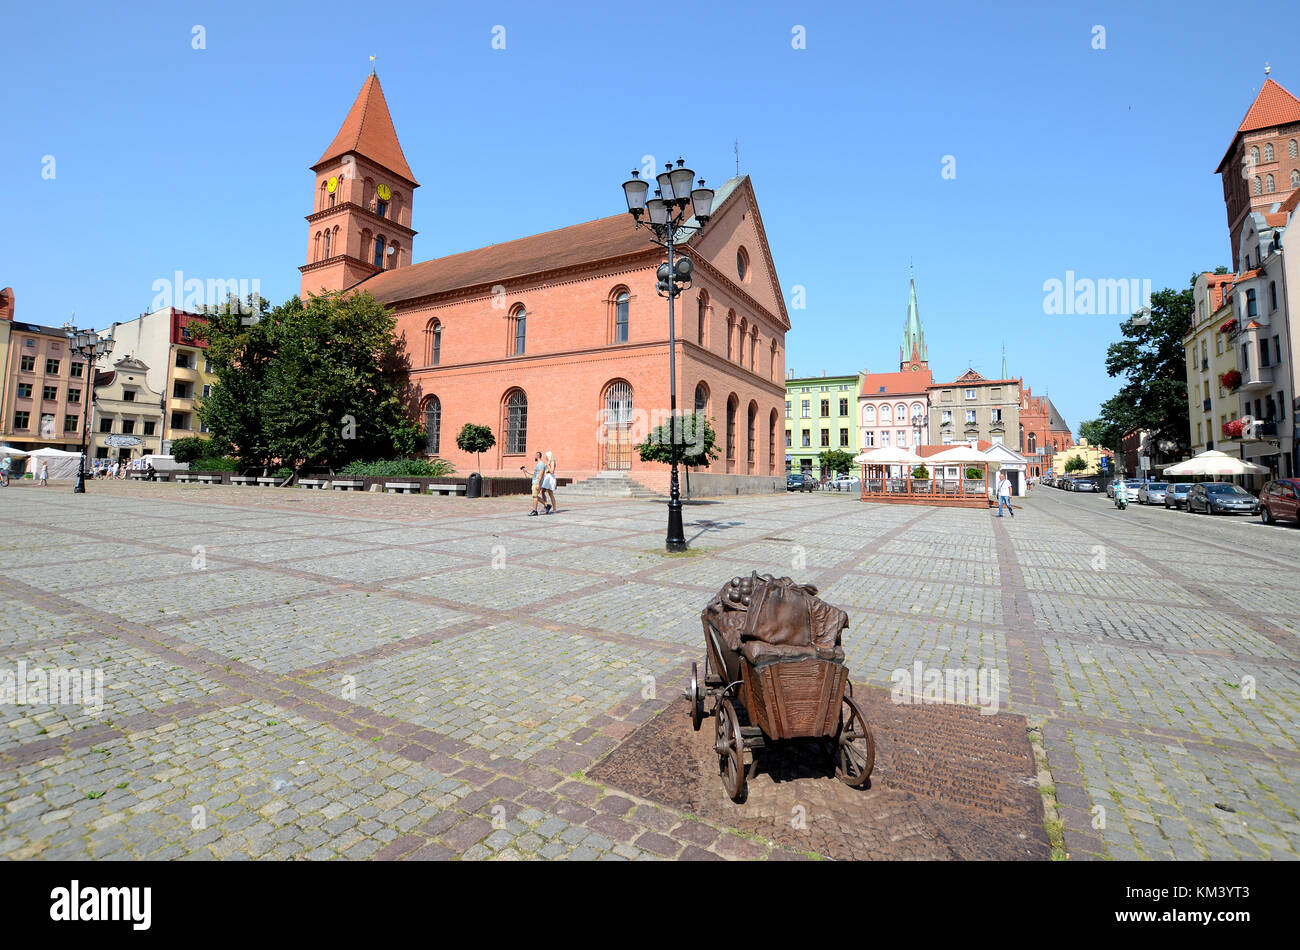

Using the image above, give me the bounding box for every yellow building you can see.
[1186,272,1238,454]
[1052,438,1113,477]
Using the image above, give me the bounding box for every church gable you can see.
[686,177,788,328]
[953,369,986,384]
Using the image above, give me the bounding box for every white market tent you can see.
[25,448,84,479]
[0,445,29,457]
[1163,450,1268,478]
[852,447,924,466]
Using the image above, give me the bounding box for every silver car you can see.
[1137,481,1168,505]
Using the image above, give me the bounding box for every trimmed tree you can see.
[635,413,720,496]
[455,423,496,475]
[818,448,855,477]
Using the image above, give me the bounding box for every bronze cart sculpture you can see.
[690,572,875,801]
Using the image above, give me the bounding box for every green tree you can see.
[1077,419,1107,446]
[1092,282,1196,453]
[1065,456,1088,474]
[635,413,719,468]
[818,448,855,476]
[455,423,496,474]
[195,291,422,480]
[911,465,930,479]
[169,437,207,464]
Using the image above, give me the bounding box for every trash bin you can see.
[466,473,482,498]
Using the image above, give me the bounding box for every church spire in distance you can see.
[900,266,928,372]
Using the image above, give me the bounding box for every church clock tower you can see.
[299,73,419,298]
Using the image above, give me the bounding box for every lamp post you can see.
[622,159,715,552]
[67,328,114,493]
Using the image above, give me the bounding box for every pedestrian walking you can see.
[0,455,10,487]
[542,451,557,513]
[996,472,1014,517]
[38,460,49,487]
[526,452,547,516]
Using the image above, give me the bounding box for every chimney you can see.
[0,287,13,322]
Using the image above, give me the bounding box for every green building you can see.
[784,373,859,476]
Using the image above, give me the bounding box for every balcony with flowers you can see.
[1219,368,1242,392]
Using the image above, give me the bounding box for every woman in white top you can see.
[542,451,557,513]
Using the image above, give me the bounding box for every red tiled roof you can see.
[1279,189,1300,216]
[1216,79,1300,171]
[356,213,654,304]
[1237,79,1300,132]
[858,369,934,397]
[315,75,418,186]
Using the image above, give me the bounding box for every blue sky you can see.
[2,0,1292,434]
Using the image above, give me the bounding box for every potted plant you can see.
[1222,418,1244,439]
[1219,317,1238,335]
[1219,369,1242,391]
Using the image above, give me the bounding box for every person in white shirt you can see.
[996,473,1014,517]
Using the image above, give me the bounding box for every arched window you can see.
[425,319,442,366]
[768,409,778,474]
[423,396,441,454]
[504,390,528,454]
[313,231,321,261]
[1028,431,1037,455]
[510,305,526,355]
[694,382,709,416]
[863,405,876,424]
[1267,173,1276,193]
[323,229,332,258]
[1265,143,1275,162]
[725,394,738,471]
[738,318,748,366]
[911,402,924,424]
[697,292,708,345]
[1291,139,1298,160]
[329,188,336,209]
[747,401,758,469]
[609,289,630,343]
[601,380,634,470]
[737,247,749,282]
[1254,176,1262,196]
[1250,146,1260,164]
[895,403,906,422]
[1292,169,1300,189]
[880,404,892,424]
[374,236,386,267]
[377,197,388,218]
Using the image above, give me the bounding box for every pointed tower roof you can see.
[315,74,418,186]
[1216,78,1300,172]
[900,268,927,368]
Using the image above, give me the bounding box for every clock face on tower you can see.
[327,176,338,194]
[376,183,392,202]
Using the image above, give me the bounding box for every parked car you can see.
[1137,482,1169,505]
[1107,478,1142,499]
[1186,482,1260,516]
[1074,478,1098,493]
[1164,483,1193,509]
[786,472,815,492]
[829,474,861,492]
[1259,478,1300,525]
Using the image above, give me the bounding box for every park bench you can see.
[255,477,280,487]
[385,482,420,494]
[428,483,467,496]
[331,480,365,491]
[196,474,222,484]
[127,471,149,481]
[298,479,328,489]
[175,474,199,484]
[230,476,258,486]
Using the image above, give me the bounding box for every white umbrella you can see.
[853,447,924,466]
[925,446,988,464]
[1163,450,1267,477]
[0,445,29,457]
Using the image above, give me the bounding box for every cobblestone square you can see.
[1,481,1297,860]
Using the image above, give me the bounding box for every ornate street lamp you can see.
[622,158,715,552]
[67,328,114,493]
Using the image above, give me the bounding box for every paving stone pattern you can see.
[0,481,1297,860]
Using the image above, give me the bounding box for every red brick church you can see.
[298,74,789,492]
